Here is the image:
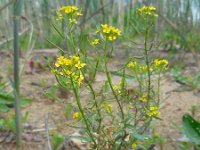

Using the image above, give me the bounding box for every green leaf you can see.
[51,134,64,150]
[114,129,125,142]
[182,114,200,145]
[0,104,9,112]
[0,91,14,101]
[71,135,91,143]
[20,98,32,107]
[51,22,65,39]
[0,98,13,105]
[65,103,73,118]
[130,133,149,140]
[4,116,16,133]
[47,39,64,53]
[126,124,136,130]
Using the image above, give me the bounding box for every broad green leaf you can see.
[0,104,9,112]
[182,114,200,145]
[0,98,13,105]
[0,91,14,101]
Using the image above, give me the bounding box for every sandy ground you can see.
[0,49,200,150]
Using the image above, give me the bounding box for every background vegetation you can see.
[1,0,200,52]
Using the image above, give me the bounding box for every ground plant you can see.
[49,5,168,150]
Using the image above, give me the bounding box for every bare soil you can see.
[0,49,200,150]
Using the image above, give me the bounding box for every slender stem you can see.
[70,78,97,148]
[144,18,151,106]
[104,42,124,120]
[82,71,102,133]
[157,72,161,105]
[13,0,23,147]
[69,29,76,54]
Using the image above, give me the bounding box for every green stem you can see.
[70,77,97,148]
[69,29,76,54]
[82,71,102,134]
[13,0,23,147]
[144,18,151,106]
[157,72,161,105]
[104,42,124,120]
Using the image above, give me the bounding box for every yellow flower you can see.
[154,14,158,17]
[132,143,137,149]
[77,72,84,86]
[72,56,80,62]
[153,59,168,71]
[75,61,86,69]
[102,104,112,113]
[100,24,121,41]
[128,104,134,109]
[127,61,137,68]
[59,6,79,15]
[63,69,72,75]
[73,112,81,119]
[91,39,100,45]
[53,55,86,86]
[76,12,83,16]
[55,56,65,67]
[139,95,147,102]
[113,85,121,95]
[65,58,72,66]
[146,106,160,117]
[137,6,158,17]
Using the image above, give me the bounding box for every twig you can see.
[45,114,52,150]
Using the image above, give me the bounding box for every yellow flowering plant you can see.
[49,5,168,150]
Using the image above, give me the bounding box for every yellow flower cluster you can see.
[53,55,86,86]
[127,61,152,73]
[132,143,137,149]
[100,24,121,41]
[56,5,83,23]
[59,5,79,15]
[154,59,168,67]
[153,59,168,71]
[102,104,112,113]
[139,95,147,102]
[73,112,81,119]
[113,85,122,95]
[91,39,100,45]
[127,61,137,68]
[146,106,160,117]
[137,6,158,17]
